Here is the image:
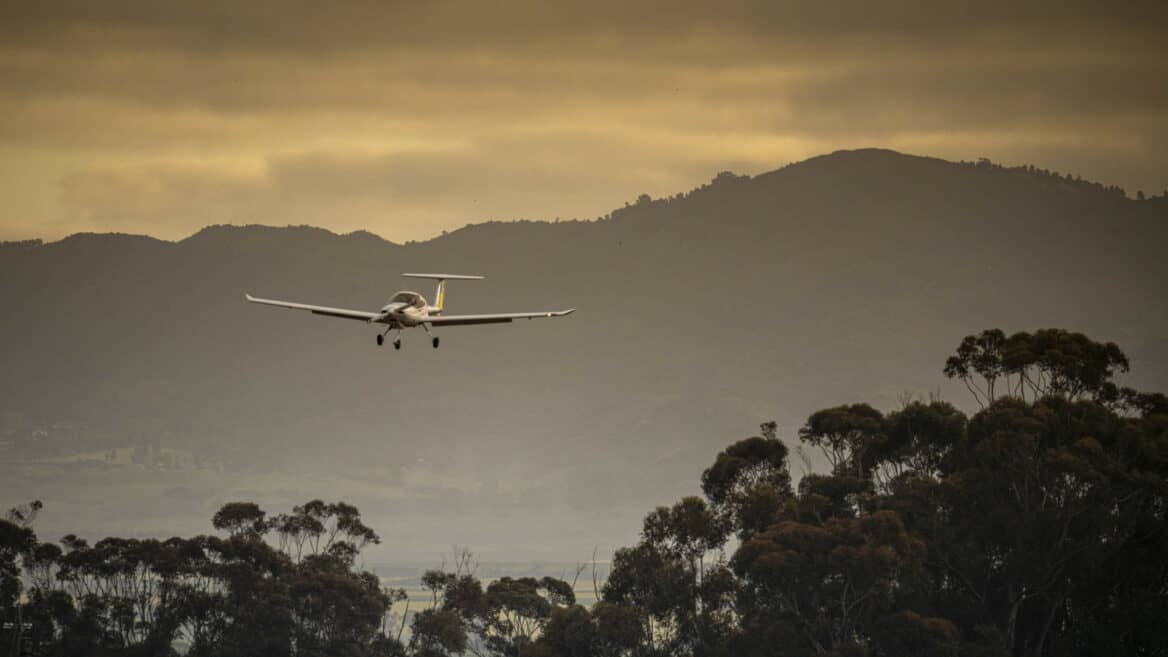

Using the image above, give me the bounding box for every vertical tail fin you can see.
[434,279,447,312]
[401,273,484,313]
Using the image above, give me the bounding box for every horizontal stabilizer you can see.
[402,273,484,280]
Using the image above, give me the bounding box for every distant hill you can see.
[2,149,1165,560]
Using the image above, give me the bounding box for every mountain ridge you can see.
[6,148,1156,250]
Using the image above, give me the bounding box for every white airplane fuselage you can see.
[376,294,438,328]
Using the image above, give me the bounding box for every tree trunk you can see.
[1033,589,1065,657]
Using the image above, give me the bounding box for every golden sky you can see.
[1,1,1165,242]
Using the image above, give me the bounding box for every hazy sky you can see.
[1,1,1165,243]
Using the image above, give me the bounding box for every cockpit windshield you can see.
[390,292,426,308]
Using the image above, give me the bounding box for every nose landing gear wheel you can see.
[376,334,384,346]
[432,336,440,349]
[394,339,402,350]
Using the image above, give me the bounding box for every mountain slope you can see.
[2,149,1165,559]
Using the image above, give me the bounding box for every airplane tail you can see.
[434,279,446,311]
[402,273,484,312]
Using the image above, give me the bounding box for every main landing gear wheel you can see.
[376,334,384,346]
[432,336,440,349]
[394,339,402,350]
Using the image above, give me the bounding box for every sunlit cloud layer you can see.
[1,1,1165,241]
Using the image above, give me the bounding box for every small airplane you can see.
[245,273,575,349]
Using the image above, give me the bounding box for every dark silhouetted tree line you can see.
[2,500,398,657]
[589,328,1166,657]
[967,158,1132,199]
[4,328,1166,656]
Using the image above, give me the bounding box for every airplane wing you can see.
[424,309,576,327]
[245,294,380,321]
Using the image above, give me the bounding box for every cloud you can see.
[4,2,1165,56]
[55,136,719,239]
[1,1,1165,240]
